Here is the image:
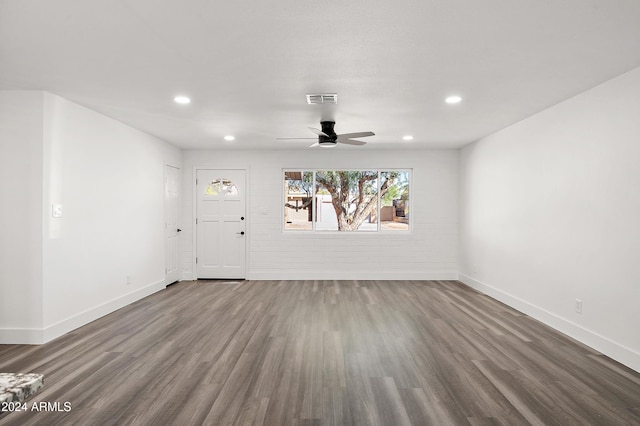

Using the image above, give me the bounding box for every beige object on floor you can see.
[0,373,44,403]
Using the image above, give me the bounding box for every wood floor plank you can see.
[322,384,351,426]
[1,279,640,425]
[369,376,412,426]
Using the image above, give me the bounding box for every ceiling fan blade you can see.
[339,139,367,146]
[309,142,319,147]
[309,127,329,137]
[336,131,375,141]
[276,137,317,140]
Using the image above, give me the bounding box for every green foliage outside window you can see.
[284,170,410,232]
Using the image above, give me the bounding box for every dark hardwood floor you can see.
[1,280,639,425]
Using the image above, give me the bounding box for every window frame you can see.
[282,168,412,234]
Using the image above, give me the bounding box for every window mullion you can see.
[312,171,317,231]
[377,170,381,232]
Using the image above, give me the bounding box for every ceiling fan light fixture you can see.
[281,120,373,148]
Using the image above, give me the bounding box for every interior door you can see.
[165,165,180,285]
[196,169,246,279]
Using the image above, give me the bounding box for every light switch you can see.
[52,204,63,218]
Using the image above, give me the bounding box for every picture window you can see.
[283,170,410,232]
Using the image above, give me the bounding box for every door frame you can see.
[164,163,181,286]
[192,166,249,279]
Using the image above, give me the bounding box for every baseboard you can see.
[180,272,196,281]
[0,280,166,345]
[41,279,166,343]
[21,280,165,344]
[0,328,43,345]
[458,273,640,374]
[246,271,459,281]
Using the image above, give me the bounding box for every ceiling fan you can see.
[277,121,375,148]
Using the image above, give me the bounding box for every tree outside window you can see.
[284,170,410,232]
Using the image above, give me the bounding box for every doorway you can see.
[195,169,246,279]
[165,165,180,285]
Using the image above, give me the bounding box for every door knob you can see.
[236,231,245,235]
[177,229,182,232]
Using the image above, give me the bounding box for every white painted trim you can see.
[164,163,181,287]
[247,271,458,281]
[458,273,640,373]
[181,272,196,282]
[0,280,166,344]
[41,279,166,343]
[281,231,415,239]
[192,166,198,279]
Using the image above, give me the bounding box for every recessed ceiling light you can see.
[445,95,462,104]
[174,96,191,104]
[224,135,235,141]
[403,135,414,141]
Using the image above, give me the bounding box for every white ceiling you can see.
[2,0,640,150]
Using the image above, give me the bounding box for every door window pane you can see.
[221,179,239,196]
[205,180,221,195]
[205,178,239,196]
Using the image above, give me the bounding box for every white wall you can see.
[0,91,181,344]
[181,149,458,280]
[459,67,640,372]
[0,91,44,342]
[40,93,182,340]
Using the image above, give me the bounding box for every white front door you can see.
[196,169,246,279]
[165,165,180,285]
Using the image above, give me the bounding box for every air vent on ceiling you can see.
[306,93,338,105]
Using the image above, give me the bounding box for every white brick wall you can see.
[181,149,458,280]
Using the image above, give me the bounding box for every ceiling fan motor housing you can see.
[319,121,337,146]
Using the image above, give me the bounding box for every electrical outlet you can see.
[575,299,583,314]
[126,275,131,285]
